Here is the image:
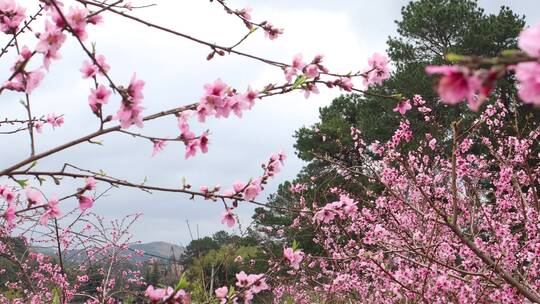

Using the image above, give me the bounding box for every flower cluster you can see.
[0,0,25,34]
[145,286,190,304]
[427,21,540,109]
[215,272,269,304]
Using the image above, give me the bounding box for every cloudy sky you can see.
[1,0,539,247]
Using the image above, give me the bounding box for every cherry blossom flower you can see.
[26,188,42,206]
[215,286,228,302]
[221,209,236,227]
[518,21,540,56]
[338,77,354,91]
[0,0,26,34]
[145,285,166,301]
[85,177,96,191]
[46,114,64,128]
[34,121,44,133]
[314,206,336,224]
[151,140,167,156]
[116,73,145,129]
[363,52,390,87]
[66,6,89,40]
[36,21,66,69]
[243,178,262,200]
[4,201,16,225]
[88,84,111,113]
[393,99,412,115]
[304,64,320,78]
[429,138,437,150]
[283,247,304,270]
[78,195,94,211]
[235,271,253,288]
[514,62,540,106]
[39,196,62,225]
[249,273,269,293]
[0,186,15,203]
[80,55,110,79]
[426,65,482,109]
[80,60,98,78]
[263,22,283,40]
[4,69,45,94]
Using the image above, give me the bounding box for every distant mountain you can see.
[32,241,185,263]
[130,241,185,262]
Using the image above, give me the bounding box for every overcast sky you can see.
[1,0,539,247]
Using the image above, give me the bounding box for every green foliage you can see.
[186,244,263,302]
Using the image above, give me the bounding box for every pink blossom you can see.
[116,102,144,128]
[235,271,253,288]
[263,22,283,40]
[87,13,103,25]
[88,84,111,113]
[515,62,540,106]
[426,65,482,109]
[304,64,320,78]
[292,53,305,69]
[34,121,44,133]
[78,195,93,211]
[238,7,252,22]
[363,52,391,87]
[46,114,64,128]
[215,286,228,299]
[244,86,258,109]
[314,207,335,224]
[233,181,246,193]
[283,247,304,270]
[127,72,145,101]
[518,22,540,57]
[80,55,110,79]
[151,140,166,157]
[249,274,269,293]
[4,201,16,225]
[199,132,209,153]
[303,83,319,99]
[95,55,110,75]
[116,73,145,129]
[85,177,96,191]
[26,188,42,206]
[4,70,45,94]
[284,54,305,82]
[243,178,262,201]
[1,187,15,203]
[80,60,98,78]
[36,21,66,69]
[228,94,248,118]
[66,6,89,40]
[184,138,199,159]
[200,185,209,194]
[145,285,166,301]
[393,99,412,115]
[0,0,26,34]
[39,196,62,225]
[429,138,437,150]
[221,209,236,228]
[339,77,353,91]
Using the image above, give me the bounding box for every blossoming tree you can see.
[0,0,395,302]
[1,0,540,303]
[265,22,540,304]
